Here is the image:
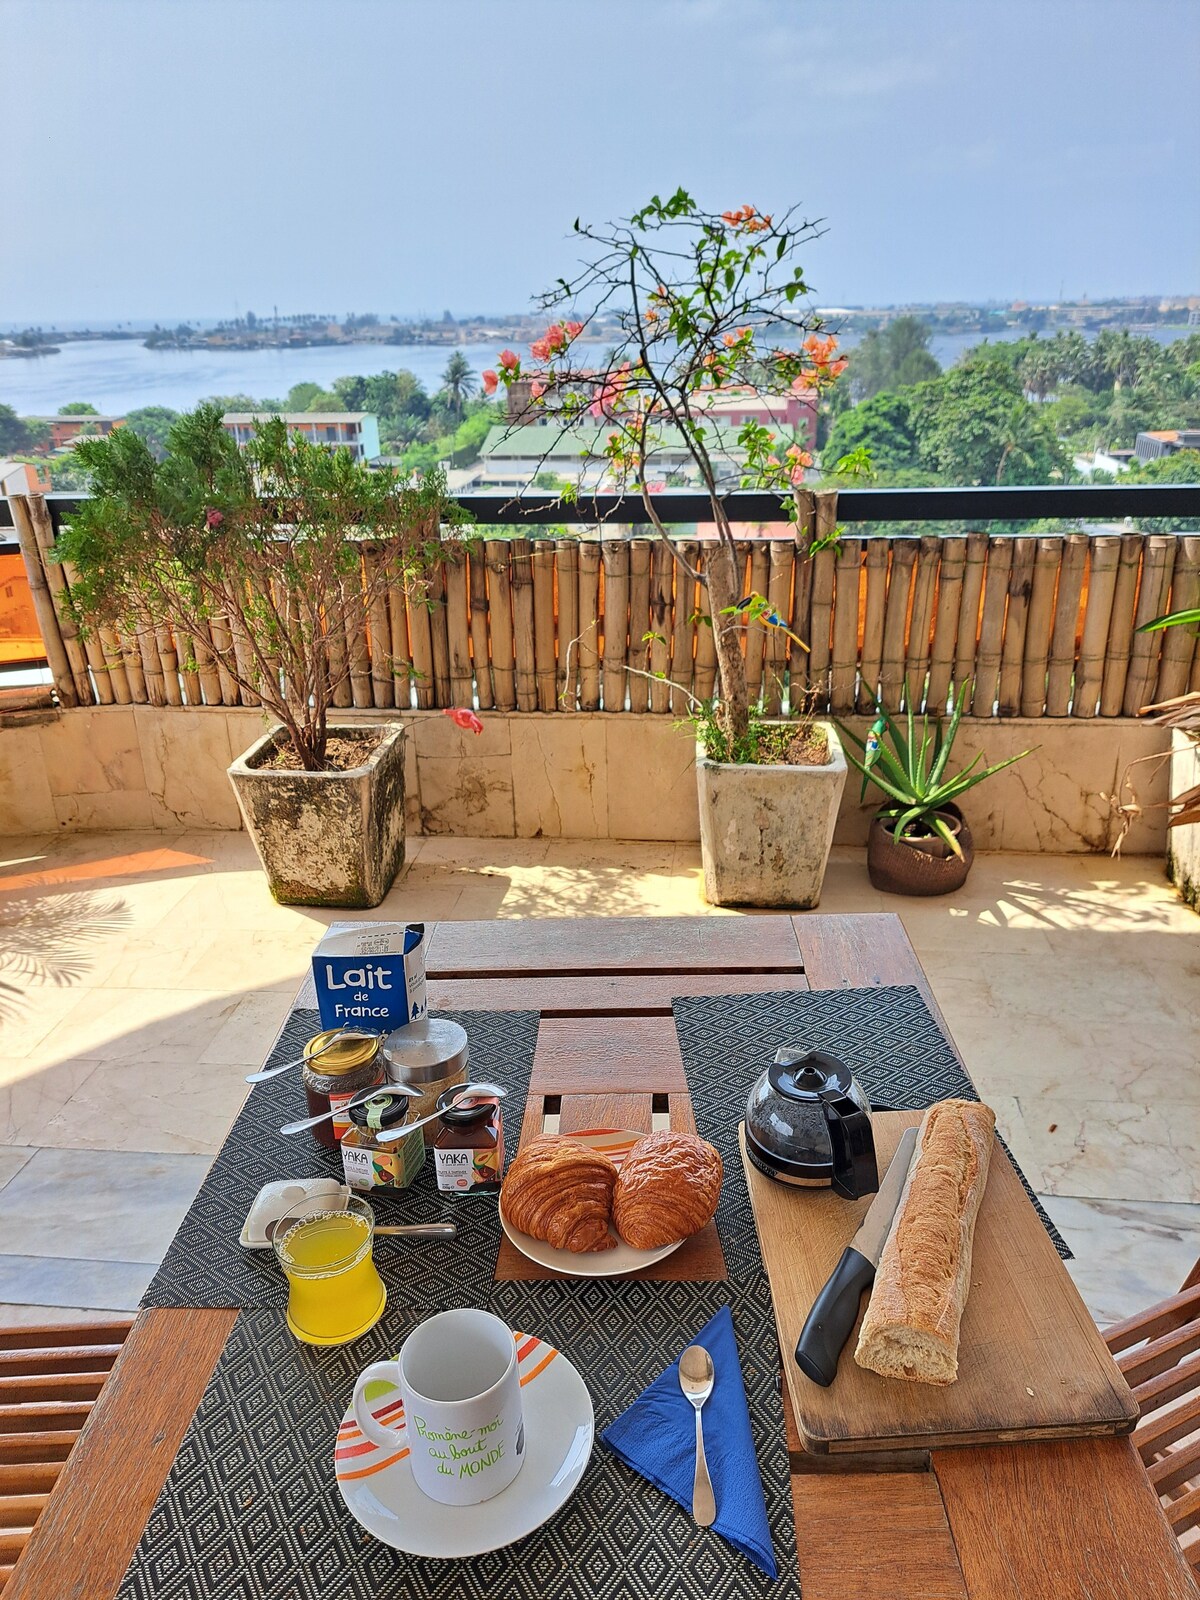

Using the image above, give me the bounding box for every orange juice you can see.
[276,1207,386,1346]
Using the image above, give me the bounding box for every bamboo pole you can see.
[1073,536,1120,717]
[926,536,965,715]
[137,623,167,707]
[9,495,83,706]
[790,495,815,693]
[468,547,493,711]
[903,535,940,713]
[555,539,579,711]
[739,540,768,709]
[577,539,601,711]
[341,562,372,710]
[1099,533,1144,716]
[764,540,793,714]
[1018,538,1062,717]
[807,544,835,711]
[509,537,537,712]
[427,561,452,706]
[601,539,630,711]
[648,537,673,714]
[153,624,183,706]
[1154,535,1200,704]
[830,539,861,713]
[116,625,147,702]
[531,540,557,711]
[997,536,1035,717]
[175,630,203,708]
[486,541,517,711]
[387,563,413,710]
[670,541,698,711]
[625,539,652,712]
[880,538,917,711]
[694,547,718,702]
[363,549,394,710]
[445,550,474,707]
[972,538,1012,717]
[1123,535,1175,716]
[953,532,989,707]
[98,625,131,703]
[28,494,94,703]
[858,538,889,712]
[191,620,222,707]
[1045,533,1088,716]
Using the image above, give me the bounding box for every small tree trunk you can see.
[704,539,750,745]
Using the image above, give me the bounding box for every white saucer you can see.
[499,1128,685,1278]
[335,1331,593,1558]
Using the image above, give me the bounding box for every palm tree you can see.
[441,352,476,421]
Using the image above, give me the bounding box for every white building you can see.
[221,413,381,463]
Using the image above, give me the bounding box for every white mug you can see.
[352,1308,525,1506]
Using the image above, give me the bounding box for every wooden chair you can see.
[1104,1260,1200,1577]
[0,1318,134,1591]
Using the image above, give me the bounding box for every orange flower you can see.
[482,369,498,395]
[499,349,519,370]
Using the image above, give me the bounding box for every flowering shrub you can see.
[487,190,850,746]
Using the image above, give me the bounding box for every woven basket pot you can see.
[866,805,974,897]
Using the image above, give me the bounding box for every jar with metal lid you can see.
[301,1030,386,1150]
[432,1087,504,1194]
[341,1092,426,1193]
[381,1018,469,1144]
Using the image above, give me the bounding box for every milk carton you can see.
[311,923,428,1033]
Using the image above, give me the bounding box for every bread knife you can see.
[794,1126,919,1388]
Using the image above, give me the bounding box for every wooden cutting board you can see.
[742,1111,1139,1456]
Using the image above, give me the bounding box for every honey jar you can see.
[301,1030,386,1149]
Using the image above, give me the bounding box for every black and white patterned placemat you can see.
[141,1010,539,1310]
[117,1278,797,1600]
[672,985,1069,1261]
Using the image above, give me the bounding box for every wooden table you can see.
[10,914,1196,1600]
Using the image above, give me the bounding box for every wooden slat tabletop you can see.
[9,914,1196,1600]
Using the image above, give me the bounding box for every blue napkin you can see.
[600,1305,777,1578]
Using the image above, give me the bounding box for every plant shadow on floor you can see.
[0,891,132,1023]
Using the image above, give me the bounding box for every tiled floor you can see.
[1,830,1197,1327]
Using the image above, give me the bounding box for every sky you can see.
[4,0,1198,324]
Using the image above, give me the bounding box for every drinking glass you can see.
[272,1194,386,1345]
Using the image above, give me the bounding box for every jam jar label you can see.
[434,1148,476,1192]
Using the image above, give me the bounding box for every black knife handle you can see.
[794,1246,876,1387]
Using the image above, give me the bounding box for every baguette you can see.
[854,1099,995,1386]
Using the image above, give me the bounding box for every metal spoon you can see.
[245,1028,383,1085]
[679,1344,716,1527]
[375,1082,508,1144]
[278,1081,421,1137]
[263,1217,456,1245]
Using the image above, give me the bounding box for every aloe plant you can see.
[837,684,1032,858]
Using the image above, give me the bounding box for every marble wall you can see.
[1167,728,1200,908]
[0,704,1173,854]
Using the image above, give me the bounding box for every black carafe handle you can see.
[825,1095,879,1200]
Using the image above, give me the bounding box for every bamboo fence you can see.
[10,493,1200,721]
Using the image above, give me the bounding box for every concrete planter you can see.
[695,723,847,908]
[228,722,407,908]
[1167,727,1200,914]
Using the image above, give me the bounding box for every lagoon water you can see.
[0,326,1189,417]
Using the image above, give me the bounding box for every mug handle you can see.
[351,1361,406,1450]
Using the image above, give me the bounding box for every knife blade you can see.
[794,1126,919,1388]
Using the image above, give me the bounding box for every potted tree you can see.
[488,189,852,907]
[59,405,463,907]
[839,687,1031,896]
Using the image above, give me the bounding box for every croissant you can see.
[502,1135,618,1252]
[613,1131,723,1250]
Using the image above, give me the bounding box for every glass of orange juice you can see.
[272,1195,386,1346]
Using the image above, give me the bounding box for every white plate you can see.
[335,1332,593,1558]
[498,1128,685,1278]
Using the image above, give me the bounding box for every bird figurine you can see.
[732,595,810,652]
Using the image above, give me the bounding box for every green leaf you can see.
[1140,607,1200,633]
